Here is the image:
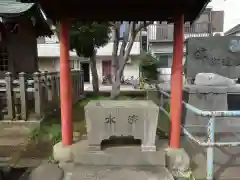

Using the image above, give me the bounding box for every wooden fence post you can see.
[5,72,15,120]
[33,72,42,118]
[46,73,53,101]
[56,74,60,97]
[19,72,27,120]
[50,73,57,102]
[41,71,48,103]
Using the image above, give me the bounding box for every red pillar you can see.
[59,20,73,145]
[169,14,184,148]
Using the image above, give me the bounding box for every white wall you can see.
[43,57,140,83]
[38,42,140,57]
[150,42,186,54]
[123,62,139,80]
[89,61,102,84]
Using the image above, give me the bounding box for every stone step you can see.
[64,166,174,180]
[29,163,174,180]
[0,120,40,129]
[67,140,166,166]
[0,137,28,146]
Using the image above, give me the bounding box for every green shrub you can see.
[139,53,158,82]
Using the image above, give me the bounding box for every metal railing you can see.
[155,84,240,180]
[148,22,211,41]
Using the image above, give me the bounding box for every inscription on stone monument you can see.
[186,37,240,79]
[194,47,239,66]
[105,113,116,124]
[128,115,138,124]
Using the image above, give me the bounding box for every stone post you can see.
[19,72,27,120]
[33,72,43,118]
[5,72,15,120]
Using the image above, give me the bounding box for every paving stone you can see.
[62,165,174,180]
[28,163,63,180]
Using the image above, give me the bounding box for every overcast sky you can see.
[208,0,240,32]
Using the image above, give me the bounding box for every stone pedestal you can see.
[183,85,240,134]
[195,73,236,86]
[84,100,159,152]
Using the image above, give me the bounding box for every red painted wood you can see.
[169,14,184,148]
[59,20,73,146]
[102,60,112,82]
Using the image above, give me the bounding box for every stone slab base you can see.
[165,148,190,179]
[61,163,174,180]
[29,163,63,180]
[53,142,73,163]
[53,140,166,166]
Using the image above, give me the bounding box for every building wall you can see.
[38,56,140,83]
[230,32,240,36]
[7,17,38,76]
[149,42,186,65]
[124,62,139,79]
[149,42,186,83]
[38,57,57,72]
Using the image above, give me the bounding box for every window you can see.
[0,45,8,72]
[77,60,80,69]
[70,60,74,69]
[70,60,81,70]
[120,23,125,38]
[155,54,171,68]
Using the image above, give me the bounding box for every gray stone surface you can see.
[183,135,240,180]
[165,148,190,178]
[195,73,236,86]
[85,100,159,152]
[53,142,73,163]
[185,36,240,79]
[28,163,63,180]
[183,85,240,133]
[71,139,166,166]
[61,164,174,180]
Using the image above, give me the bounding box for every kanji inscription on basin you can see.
[84,100,159,151]
[128,115,138,124]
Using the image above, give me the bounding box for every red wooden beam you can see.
[169,14,184,148]
[59,19,73,146]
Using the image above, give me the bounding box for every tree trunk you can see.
[112,30,119,83]
[110,25,136,99]
[89,50,99,94]
[111,22,120,83]
[110,62,125,99]
[110,21,152,99]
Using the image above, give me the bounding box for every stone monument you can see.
[183,36,240,133]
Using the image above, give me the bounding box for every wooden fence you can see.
[0,70,84,121]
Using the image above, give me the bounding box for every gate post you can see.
[169,14,184,148]
[59,19,73,146]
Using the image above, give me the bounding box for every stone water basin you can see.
[84,100,159,152]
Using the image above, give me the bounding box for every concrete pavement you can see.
[29,163,174,180]
[84,83,144,92]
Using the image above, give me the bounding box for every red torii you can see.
[29,0,210,148]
